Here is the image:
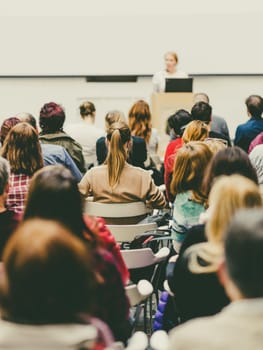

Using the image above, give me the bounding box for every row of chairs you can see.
[85,201,172,334]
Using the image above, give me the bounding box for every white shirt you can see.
[152,69,188,93]
[65,121,104,168]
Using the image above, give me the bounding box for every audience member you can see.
[169,175,262,325]
[168,208,263,350]
[202,146,258,196]
[191,102,231,146]
[234,95,263,152]
[39,102,85,172]
[128,100,160,166]
[23,165,130,342]
[170,142,212,252]
[0,218,114,349]
[249,144,263,187]
[80,121,165,217]
[65,101,104,169]
[193,92,230,141]
[165,122,209,203]
[0,117,20,145]
[0,157,20,258]
[96,110,147,168]
[248,129,263,153]
[0,123,43,213]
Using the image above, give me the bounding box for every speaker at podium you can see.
[151,78,194,158]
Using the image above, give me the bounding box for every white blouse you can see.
[152,69,188,93]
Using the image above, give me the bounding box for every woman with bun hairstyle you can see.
[66,101,104,169]
[79,121,165,220]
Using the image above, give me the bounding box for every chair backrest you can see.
[121,247,169,269]
[125,280,153,306]
[85,201,148,218]
[107,222,157,243]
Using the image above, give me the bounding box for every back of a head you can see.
[167,109,192,137]
[245,95,263,119]
[182,120,209,144]
[39,102,65,133]
[206,175,262,243]
[1,218,96,324]
[79,101,96,119]
[105,110,125,129]
[0,156,10,196]
[24,165,84,237]
[191,101,212,125]
[0,122,43,176]
[193,92,210,105]
[225,208,263,298]
[106,121,131,187]
[170,141,213,202]
[0,117,21,145]
[15,112,37,130]
[203,146,258,195]
[128,100,151,143]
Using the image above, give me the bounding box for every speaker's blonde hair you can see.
[106,121,131,188]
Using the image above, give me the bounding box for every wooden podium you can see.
[151,92,193,158]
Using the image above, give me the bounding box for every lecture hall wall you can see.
[0,0,263,141]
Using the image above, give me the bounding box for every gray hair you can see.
[0,156,10,195]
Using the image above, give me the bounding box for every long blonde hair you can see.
[128,100,152,144]
[206,175,262,244]
[105,122,131,187]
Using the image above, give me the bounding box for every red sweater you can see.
[164,138,183,202]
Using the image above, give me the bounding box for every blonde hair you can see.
[128,100,152,144]
[106,122,131,187]
[105,110,125,130]
[170,141,213,204]
[206,175,262,244]
[203,138,227,155]
[182,120,209,144]
[164,51,178,64]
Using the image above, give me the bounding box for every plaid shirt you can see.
[6,173,31,214]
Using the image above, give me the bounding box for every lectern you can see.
[151,92,193,158]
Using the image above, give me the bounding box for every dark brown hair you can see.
[0,122,43,176]
[79,101,96,118]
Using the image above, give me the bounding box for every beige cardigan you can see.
[79,163,166,209]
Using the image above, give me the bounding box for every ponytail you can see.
[106,122,131,187]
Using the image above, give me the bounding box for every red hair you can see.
[39,102,65,133]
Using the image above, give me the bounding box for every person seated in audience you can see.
[249,144,263,192]
[3,113,82,181]
[39,102,85,172]
[191,101,231,146]
[0,117,20,146]
[65,101,104,169]
[0,157,20,258]
[168,175,262,325]
[165,122,209,203]
[193,92,231,142]
[0,122,43,213]
[0,218,114,349]
[234,94,263,152]
[80,121,166,215]
[96,110,147,168]
[202,146,258,197]
[128,100,160,167]
[170,142,212,252]
[23,165,131,342]
[248,129,263,154]
[164,109,192,167]
[168,208,263,350]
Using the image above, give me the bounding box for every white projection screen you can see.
[0,0,263,76]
